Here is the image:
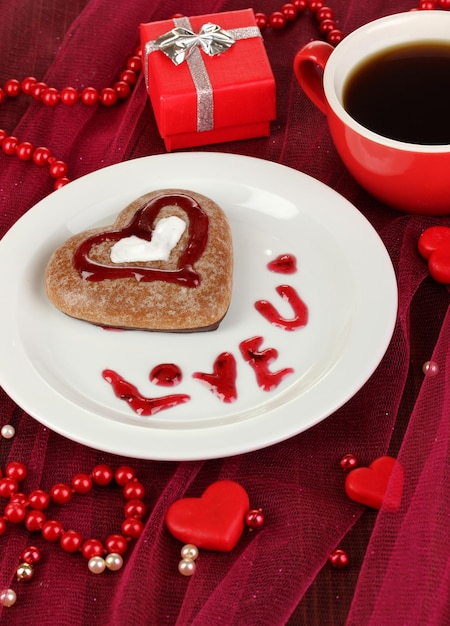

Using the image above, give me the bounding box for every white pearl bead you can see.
[105,553,123,571]
[178,558,196,576]
[180,544,199,561]
[0,424,15,439]
[0,588,17,607]
[88,556,106,574]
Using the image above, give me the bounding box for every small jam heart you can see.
[418,226,450,284]
[345,456,403,512]
[73,192,209,287]
[165,480,250,551]
[267,253,297,274]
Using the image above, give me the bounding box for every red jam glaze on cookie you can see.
[74,193,209,287]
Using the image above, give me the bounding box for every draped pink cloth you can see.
[0,1,449,624]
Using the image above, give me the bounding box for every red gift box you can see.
[140,9,276,151]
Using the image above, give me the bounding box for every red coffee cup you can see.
[294,11,450,215]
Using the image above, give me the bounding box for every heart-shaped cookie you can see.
[45,189,233,331]
[418,226,450,284]
[165,480,250,551]
[345,456,404,512]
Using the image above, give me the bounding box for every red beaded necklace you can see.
[1,0,449,191]
[0,462,146,578]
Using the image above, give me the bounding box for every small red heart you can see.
[418,226,450,284]
[165,480,250,552]
[345,456,403,512]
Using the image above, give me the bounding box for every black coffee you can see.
[343,42,450,145]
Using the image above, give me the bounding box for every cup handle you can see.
[293,41,334,114]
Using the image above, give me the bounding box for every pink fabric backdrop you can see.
[1,1,449,624]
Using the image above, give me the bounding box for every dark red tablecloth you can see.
[1,1,449,624]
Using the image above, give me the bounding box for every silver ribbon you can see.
[144,17,261,133]
[155,22,236,66]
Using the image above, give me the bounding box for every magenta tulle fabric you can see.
[1,1,449,624]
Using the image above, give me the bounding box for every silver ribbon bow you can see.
[156,22,236,66]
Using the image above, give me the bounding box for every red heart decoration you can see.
[165,480,250,552]
[418,226,450,284]
[345,456,404,512]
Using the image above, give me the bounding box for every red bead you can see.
[100,87,118,106]
[308,0,324,11]
[124,499,146,518]
[0,518,7,535]
[121,517,144,539]
[317,6,334,20]
[21,76,37,94]
[281,3,298,20]
[10,492,27,505]
[92,464,113,486]
[25,509,46,532]
[105,534,128,555]
[328,548,349,569]
[41,87,60,106]
[71,473,92,494]
[319,19,336,34]
[54,177,70,190]
[4,79,21,97]
[2,136,18,156]
[255,13,269,29]
[60,530,83,553]
[114,80,131,99]
[5,461,27,482]
[419,0,436,7]
[245,509,265,529]
[33,146,51,166]
[81,538,104,559]
[340,453,358,471]
[437,0,450,7]
[81,86,99,105]
[0,129,7,143]
[50,483,72,505]
[115,466,136,487]
[269,12,287,29]
[327,29,344,45]
[42,519,64,542]
[119,69,138,86]
[31,81,48,100]
[123,480,145,500]
[127,55,142,73]
[4,502,27,523]
[0,477,19,497]
[16,141,34,160]
[28,489,50,510]
[293,0,307,10]
[48,159,68,179]
[60,87,78,106]
[21,546,41,564]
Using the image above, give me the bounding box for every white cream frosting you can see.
[110,216,186,263]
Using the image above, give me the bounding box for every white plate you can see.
[0,153,397,460]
